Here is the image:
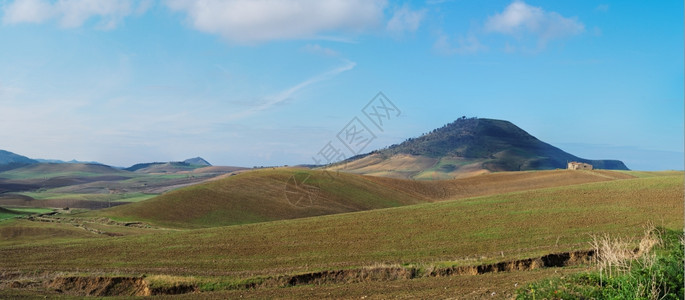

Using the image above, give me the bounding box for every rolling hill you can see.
[92,168,428,228]
[92,168,635,228]
[329,118,629,179]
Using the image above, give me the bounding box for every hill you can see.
[92,168,634,228]
[92,168,428,228]
[125,157,212,173]
[330,118,628,179]
[0,150,37,171]
[34,158,105,165]
[183,157,211,166]
[0,163,129,180]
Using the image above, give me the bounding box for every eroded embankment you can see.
[429,250,594,277]
[1,274,197,297]
[48,276,198,296]
[5,250,594,296]
[272,250,595,288]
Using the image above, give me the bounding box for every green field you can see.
[0,169,682,297]
[0,171,682,297]
[0,207,53,221]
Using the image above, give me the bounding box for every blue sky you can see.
[0,0,682,170]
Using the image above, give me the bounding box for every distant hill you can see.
[34,158,104,165]
[329,118,628,179]
[0,163,130,180]
[0,150,38,171]
[125,162,198,173]
[183,157,211,166]
[126,157,212,173]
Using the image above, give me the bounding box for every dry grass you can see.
[590,223,662,280]
[328,153,439,179]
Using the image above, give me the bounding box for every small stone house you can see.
[567,161,593,170]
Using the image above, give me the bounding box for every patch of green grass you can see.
[0,208,21,220]
[0,207,53,220]
[17,191,157,203]
[5,207,54,214]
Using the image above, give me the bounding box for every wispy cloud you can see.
[2,0,150,29]
[426,0,455,5]
[386,4,426,35]
[434,32,487,55]
[225,60,356,121]
[165,0,387,44]
[595,4,609,13]
[301,44,339,57]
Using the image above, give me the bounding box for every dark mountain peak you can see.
[183,157,211,166]
[367,117,628,171]
[380,117,537,158]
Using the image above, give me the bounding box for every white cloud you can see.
[2,0,53,24]
[165,0,387,44]
[386,5,426,35]
[2,0,149,29]
[484,1,584,42]
[434,32,487,55]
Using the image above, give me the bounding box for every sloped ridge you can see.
[94,169,428,228]
[0,150,38,171]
